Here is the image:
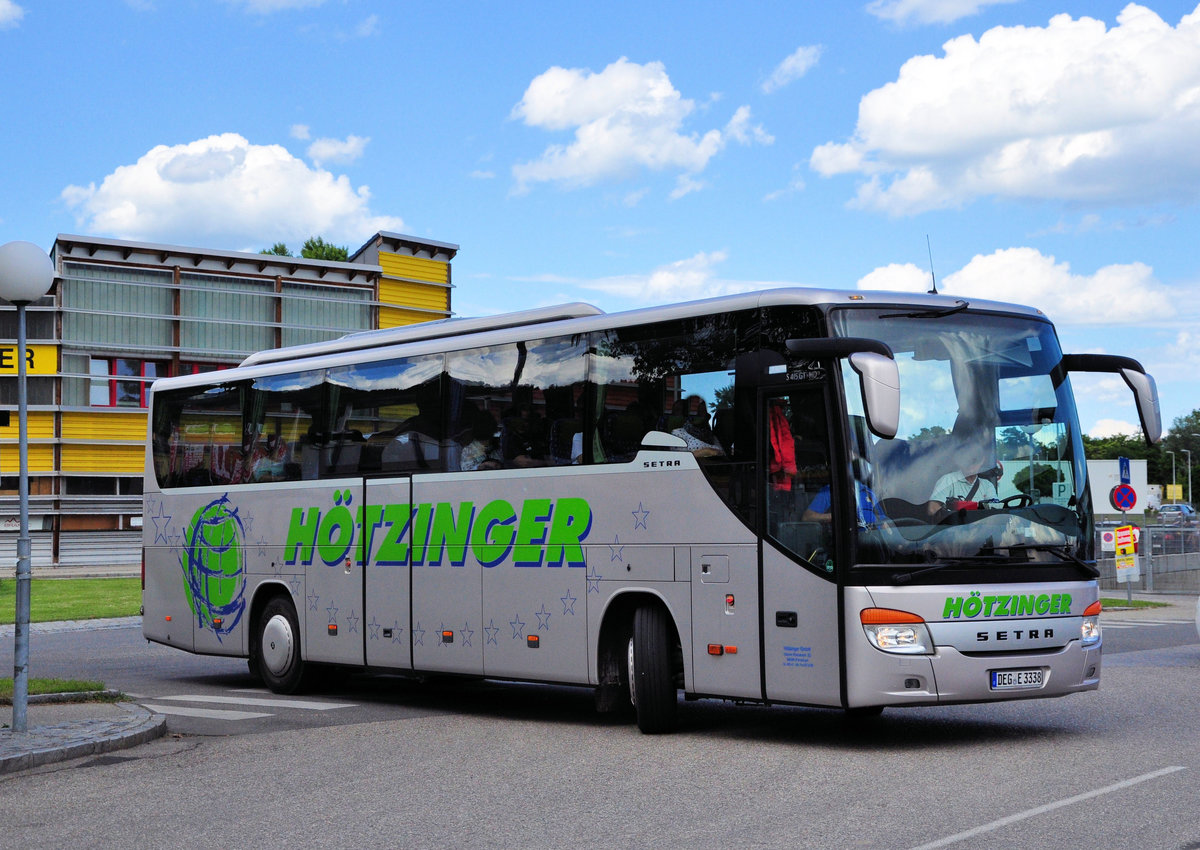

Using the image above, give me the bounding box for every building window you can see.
[89,358,167,408]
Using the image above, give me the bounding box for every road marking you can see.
[141,703,272,721]
[906,766,1187,850]
[156,694,356,711]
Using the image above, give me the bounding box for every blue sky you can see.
[2,0,1199,438]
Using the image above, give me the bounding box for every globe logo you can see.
[181,494,246,640]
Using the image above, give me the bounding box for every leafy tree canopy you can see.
[259,237,349,262]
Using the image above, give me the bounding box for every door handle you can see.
[776,611,797,628]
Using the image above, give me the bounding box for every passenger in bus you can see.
[802,455,887,527]
[250,431,291,481]
[461,408,503,471]
[927,437,997,518]
[670,396,724,458]
[502,402,550,467]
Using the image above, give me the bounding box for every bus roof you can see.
[154,286,1044,394]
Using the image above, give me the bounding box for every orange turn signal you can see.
[860,607,925,625]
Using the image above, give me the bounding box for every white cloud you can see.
[354,13,379,37]
[856,246,1173,325]
[866,0,1019,26]
[290,124,311,140]
[0,0,25,29]
[306,134,369,166]
[61,133,402,247]
[814,4,1200,214]
[1088,418,1143,438]
[222,0,325,12]
[511,57,770,194]
[762,45,822,93]
[578,251,766,303]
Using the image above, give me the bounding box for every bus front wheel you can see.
[627,605,678,734]
[257,595,306,694]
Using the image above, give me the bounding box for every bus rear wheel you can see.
[257,595,306,694]
[627,605,678,734]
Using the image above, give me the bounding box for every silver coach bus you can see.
[142,288,1161,733]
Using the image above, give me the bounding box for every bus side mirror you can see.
[1061,353,1162,445]
[786,337,900,440]
[849,351,900,440]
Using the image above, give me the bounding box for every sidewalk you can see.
[0,697,166,775]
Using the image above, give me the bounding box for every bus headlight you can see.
[861,608,934,655]
[1081,600,1102,647]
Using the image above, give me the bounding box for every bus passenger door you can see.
[364,476,413,670]
[760,389,843,706]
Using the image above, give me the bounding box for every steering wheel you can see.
[1001,494,1033,508]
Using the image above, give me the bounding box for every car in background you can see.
[1158,503,1196,526]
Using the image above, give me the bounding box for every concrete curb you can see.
[0,701,166,775]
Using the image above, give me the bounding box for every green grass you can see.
[0,577,141,625]
[1099,597,1170,609]
[0,677,106,698]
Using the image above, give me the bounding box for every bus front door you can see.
[364,476,414,670]
[760,389,842,707]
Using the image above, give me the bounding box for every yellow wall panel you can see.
[379,279,449,313]
[0,444,54,472]
[0,411,54,440]
[379,307,447,329]
[378,252,449,284]
[61,411,148,442]
[61,444,144,474]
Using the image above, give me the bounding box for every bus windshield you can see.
[831,307,1088,568]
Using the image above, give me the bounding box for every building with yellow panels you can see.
[0,231,456,566]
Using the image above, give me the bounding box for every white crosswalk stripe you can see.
[1100,618,1193,629]
[140,690,357,721]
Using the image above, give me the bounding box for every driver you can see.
[927,437,998,518]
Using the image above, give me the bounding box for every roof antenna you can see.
[926,235,938,294]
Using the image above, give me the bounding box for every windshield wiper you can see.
[996,543,1099,577]
[890,553,1008,585]
[880,299,969,320]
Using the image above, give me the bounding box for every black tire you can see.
[256,595,306,694]
[628,605,678,734]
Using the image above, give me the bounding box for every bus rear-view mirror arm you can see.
[786,338,900,440]
[1061,353,1162,445]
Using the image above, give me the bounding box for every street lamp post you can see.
[1184,449,1193,507]
[0,241,56,734]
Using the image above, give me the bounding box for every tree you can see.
[1014,462,1062,499]
[300,237,349,262]
[258,237,349,262]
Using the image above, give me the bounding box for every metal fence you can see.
[1096,525,1200,595]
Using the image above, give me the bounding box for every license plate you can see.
[990,668,1044,690]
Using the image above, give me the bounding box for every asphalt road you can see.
[1,607,1197,849]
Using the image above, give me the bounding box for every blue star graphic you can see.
[586,567,602,594]
[609,535,624,563]
[561,588,577,615]
[510,613,526,640]
[240,510,255,537]
[632,502,650,530]
[460,622,474,647]
[326,600,339,625]
[368,616,382,640]
[411,622,424,646]
[346,609,359,634]
[289,576,302,598]
[535,603,552,631]
[484,619,500,645]
[150,501,173,545]
[307,589,320,612]
[392,620,405,644]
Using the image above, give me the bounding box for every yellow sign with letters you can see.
[0,343,57,376]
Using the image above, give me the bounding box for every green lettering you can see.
[943,596,963,619]
[284,507,319,566]
[409,503,434,565]
[513,499,553,567]
[376,503,412,565]
[1059,593,1072,614]
[472,499,516,567]
[427,501,473,566]
[317,504,355,566]
[1017,595,1035,616]
[983,596,997,616]
[1035,594,1051,615]
[546,497,592,568]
